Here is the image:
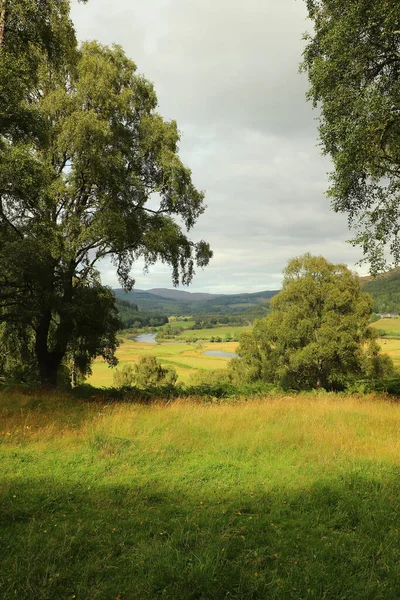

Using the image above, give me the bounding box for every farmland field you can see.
[370,317,400,336]
[175,325,251,341]
[88,336,240,387]
[1,391,400,599]
[369,318,400,367]
[378,339,400,368]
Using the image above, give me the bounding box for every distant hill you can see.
[114,288,280,315]
[147,288,219,302]
[361,270,400,314]
[114,272,400,317]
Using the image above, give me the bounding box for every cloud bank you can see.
[71,0,368,293]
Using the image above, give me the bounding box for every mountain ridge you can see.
[114,287,280,314]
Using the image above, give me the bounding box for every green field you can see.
[369,318,400,367]
[370,317,400,336]
[377,339,400,368]
[176,325,251,341]
[1,391,400,599]
[88,337,239,387]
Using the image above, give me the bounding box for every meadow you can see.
[174,325,251,341]
[370,317,400,337]
[370,318,400,368]
[1,390,399,599]
[88,318,399,388]
[88,336,241,387]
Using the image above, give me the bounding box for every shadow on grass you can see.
[1,471,399,600]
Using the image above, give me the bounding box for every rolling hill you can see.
[114,287,280,315]
[114,270,400,317]
[361,270,400,314]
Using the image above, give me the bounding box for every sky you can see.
[71,0,370,294]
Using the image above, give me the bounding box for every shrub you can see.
[113,364,134,388]
[134,356,177,388]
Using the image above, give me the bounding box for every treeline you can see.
[362,271,400,314]
[189,305,270,329]
[115,299,168,329]
[114,298,269,333]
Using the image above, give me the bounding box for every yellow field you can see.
[88,337,239,386]
[378,338,400,367]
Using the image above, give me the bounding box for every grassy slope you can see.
[88,337,240,387]
[1,391,399,599]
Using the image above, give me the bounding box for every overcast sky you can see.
[71,0,369,293]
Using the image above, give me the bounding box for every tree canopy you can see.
[0,1,212,386]
[229,254,394,390]
[302,0,400,272]
[113,356,177,388]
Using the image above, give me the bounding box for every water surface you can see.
[133,333,157,344]
[204,350,238,358]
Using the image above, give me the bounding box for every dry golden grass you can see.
[2,391,400,466]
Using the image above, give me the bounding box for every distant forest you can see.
[114,297,271,330]
[115,299,168,329]
[115,273,400,329]
[114,288,278,316]
[362,271,400,314]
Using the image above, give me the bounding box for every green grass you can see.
[377,339,400,368]
[177,325,250,341]
[88,337,239,387]
[368,319,400,367]
[370,317,400,336]
[1,390,400,599]
[159,320,196,330]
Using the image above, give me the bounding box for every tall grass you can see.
[1,390,400,599]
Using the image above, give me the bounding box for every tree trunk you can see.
[35,311,64,388]
[0,1,7,47]
[37,353,63,388]
[70,359,76,389]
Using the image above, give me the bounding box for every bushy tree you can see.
[133,356,177,388]
[113,363,134,388]
[302,0,400,272]
[229,254,394,390]
[0,2,212,386]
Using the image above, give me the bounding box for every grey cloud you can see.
[71,0,369,293]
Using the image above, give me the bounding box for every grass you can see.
[377,339,400,368]
[370,317,400,336]
[369,318,400,367]
[88,337,239,387]
[176,325,251,341]
[1,390,400,599]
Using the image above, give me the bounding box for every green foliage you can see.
[230,254,394,390]
[113,364,134,388]
[115,288,276,316]
[302,0,400,272]
[362,270,400,313]
[362,340,396,380]
[187,368,229,386]
[133,356,178,388]
[115,298,168,330]
[0,7,211,386]
[369,312,381,323]
[113,357,178,389]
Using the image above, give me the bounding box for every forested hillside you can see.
[114,288,279,315]
[115,298,168,329]
[361,270,400,313]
